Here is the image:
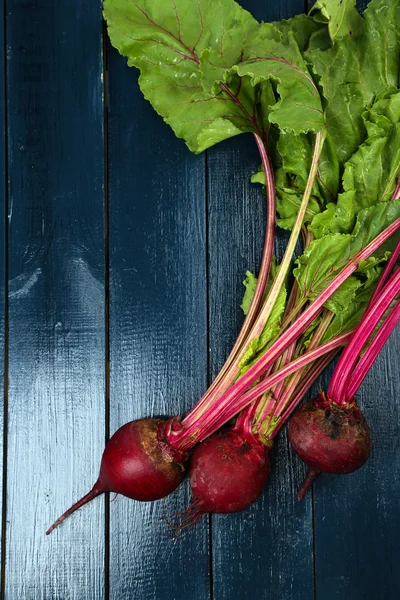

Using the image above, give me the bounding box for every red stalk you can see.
[345,300,400,400]
[261,309,333,431]
[168,218,400,450]
[271,351,338,439]
[182,134,276,427]
[327,268,400,404]
[367,240,400,306]
[182,132,325,430]
[168,332,351,450]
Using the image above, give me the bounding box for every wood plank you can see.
[107,42,210,600]
[5,1,106,597]
[0,0,5,594]
[209,2,315,599]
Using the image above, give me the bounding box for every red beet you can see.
[46,418,187,534]
[288,395,371,499]
[177,428,270,528]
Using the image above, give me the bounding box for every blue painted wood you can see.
[5,1,106,597]
[0,0,5,594]
[1,0,398,597]
[209,2,314,599]
[107,41,210,600]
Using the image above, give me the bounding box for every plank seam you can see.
[1,0,8,595]
[205,149,214,600]
[102,16,111,600]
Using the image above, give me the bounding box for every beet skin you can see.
[47,418,187,534]
[288,395,371,499]
[189,428,270,514]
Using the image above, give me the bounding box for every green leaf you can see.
[200,20,324,135]
[103,0,266,152]
[295,201,400,308]
[306,0,400,165]
[252,130,339,231]
[301,316,323,349]
[311,89,400,237]
[240,271,257,315]
[310,0,364,41]
[273,13,323,51]
[322,257,389,341]
[238,282,287,377]
[310,191,357,238]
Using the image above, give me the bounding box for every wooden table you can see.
[1,0,399,598]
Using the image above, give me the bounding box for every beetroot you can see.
[288,395,371,499]
[182,428,270,524]
[46,418,187,534]
[288,263,400,499]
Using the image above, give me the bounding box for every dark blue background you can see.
[1,0,399,598]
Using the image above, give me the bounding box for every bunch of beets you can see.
[47,0,400,535]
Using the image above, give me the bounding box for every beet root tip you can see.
[297,468,320,501]
[46,418,188,535]
[46,485,103,535]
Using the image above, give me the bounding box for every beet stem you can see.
[297,468,320,501]
[46,484,103,535]
[180,133,276,429]
[170,218,400,450]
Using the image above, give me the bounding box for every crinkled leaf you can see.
[322,256,390,341]
[295,201,400,308]
[273,13,323,51]
[311,89,400,237]
[275,131,339,229]
[104,0,268,152]
[200,20,324,135]
[306,0,400,164]
[323,276,363,313]
[310,191,357,238]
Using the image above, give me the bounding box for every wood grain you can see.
[107,42,210,600]
[5,1,106,597]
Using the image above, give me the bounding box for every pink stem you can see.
[328,268,400,404]
[182,134,275,428]
[368,240,400,306]
[265,283,303,406]
[245,280,301,431]
[271,350,338,438]
[345,300,400,400]
[269,309,333,423]
[169,218,400,449]
[241,339,346,416]
[392,179,400,200]
[171,333,350,450]
[206,341,347,441]
[183,134,324,431]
